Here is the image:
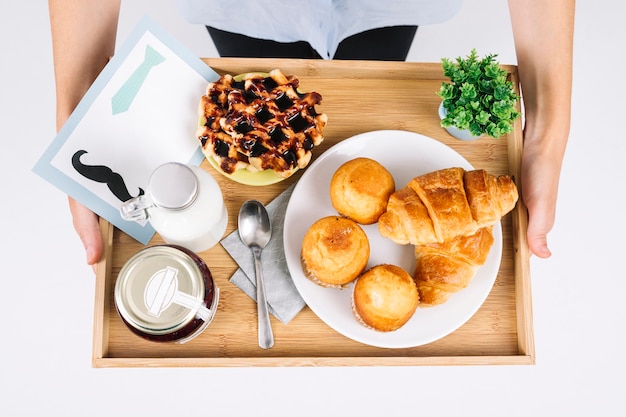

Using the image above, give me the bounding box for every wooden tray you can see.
[92,58,533,367]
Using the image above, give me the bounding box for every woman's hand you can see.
[49,0,121,269]
[508,0,575,257]
[68,197,103,266]
[520,141,563,258]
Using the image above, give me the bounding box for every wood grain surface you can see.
[92,58,532,367]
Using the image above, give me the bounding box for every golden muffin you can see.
[301,216,370,288]
[330,157,395,224]
[352,264,419,332]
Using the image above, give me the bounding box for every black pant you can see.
[206,25,417,61]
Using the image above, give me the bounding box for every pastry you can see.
[196,69,327,178]
[413,226,494,306]
[352,264,419,332]
[330,157,395,224]
[301,216,370,288]
[378,167,518,245]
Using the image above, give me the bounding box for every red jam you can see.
[114,245,219,343]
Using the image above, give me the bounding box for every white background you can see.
[1,1,624,416]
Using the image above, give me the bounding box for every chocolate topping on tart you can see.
[196,69,327,178]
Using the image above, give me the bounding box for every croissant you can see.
[414,226,494,306]
[378,167,518,246]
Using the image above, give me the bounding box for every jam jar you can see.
[114,245,219,343]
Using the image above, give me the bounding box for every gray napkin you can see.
[220,184,306,324]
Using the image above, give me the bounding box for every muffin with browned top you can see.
[330,157,395,224]
[301,216,370,288]
[352,264,419,332]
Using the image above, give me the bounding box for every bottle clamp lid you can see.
[149,162,198,210]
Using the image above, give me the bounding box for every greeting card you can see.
[34,16,219,244]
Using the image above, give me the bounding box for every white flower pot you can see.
[438,102,483,141]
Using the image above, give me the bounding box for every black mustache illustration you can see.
[72,150,144,202]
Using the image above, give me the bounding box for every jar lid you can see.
[114,245,211,336]
[149,162,198,210]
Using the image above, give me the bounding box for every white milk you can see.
[121,163,228,253]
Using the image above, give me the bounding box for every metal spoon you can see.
[238,200,274,349]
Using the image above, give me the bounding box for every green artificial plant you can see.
[438,49,521,138]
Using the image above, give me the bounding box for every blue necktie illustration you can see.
[111,45,165,115]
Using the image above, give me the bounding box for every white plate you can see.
[283,130,502,348]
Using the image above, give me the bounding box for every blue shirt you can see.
[176,0,462,58]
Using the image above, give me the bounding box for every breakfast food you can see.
[378,167,518,246]
[301,216,370,288]
[297,164,512,336]
[414,226,494,306]
[352,264,419,332]
[330,157,395,224]
[196,69,327,178]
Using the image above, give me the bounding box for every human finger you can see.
[68,196,103,266]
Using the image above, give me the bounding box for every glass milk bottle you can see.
[121,162,228,253]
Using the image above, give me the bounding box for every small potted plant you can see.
[437,48,521,140]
